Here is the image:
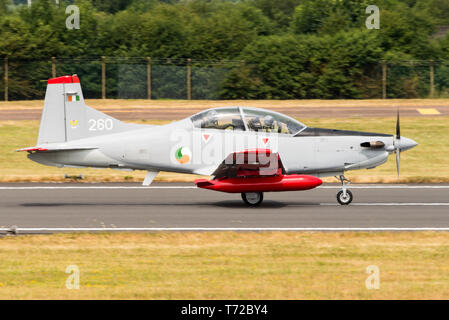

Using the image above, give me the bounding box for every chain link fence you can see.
[1,57,449,100]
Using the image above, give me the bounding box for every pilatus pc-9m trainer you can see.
[19,75,418,206]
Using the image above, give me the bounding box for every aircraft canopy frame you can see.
[190,106,306,135]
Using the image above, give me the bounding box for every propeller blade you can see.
[396,109,400,139]
[396,149,400,177]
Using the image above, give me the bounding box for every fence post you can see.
[382,61,387,99]
[101,56,106,99]
[429,59,434,98]
[4,57,8,102]
[187,58,191,100]
[147,57,151,100]
[51,56,56,78]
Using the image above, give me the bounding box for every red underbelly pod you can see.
[195,174,322,193]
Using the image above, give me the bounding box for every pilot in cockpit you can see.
[263,115,275,132]
[248,116,263,131]
[201,109,234,130]
[201,110,219,129]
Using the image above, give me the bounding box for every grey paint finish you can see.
[23,77,418,184]
[37,83,66,144]
[295,127,392,137]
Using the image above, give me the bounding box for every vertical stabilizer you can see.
[37,75,141,145]
[37,76,71,144]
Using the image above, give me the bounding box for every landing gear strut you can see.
[241,192,264,206]
[336,175,353,205]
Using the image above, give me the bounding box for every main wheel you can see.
[337,190,353,205]
[241,192,264,206]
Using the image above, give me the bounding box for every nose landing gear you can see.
[336,175,353,205]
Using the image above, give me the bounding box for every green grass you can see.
[0,116,447,183]
[1,232,449,299]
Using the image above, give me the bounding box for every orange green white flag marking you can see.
[68,95,80,102]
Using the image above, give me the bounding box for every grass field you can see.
[1,232,449,299]
[0,116,447,183]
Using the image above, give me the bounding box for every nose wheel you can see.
[336,175,353,205]
[337,189,353,205]
[241,192,264,206]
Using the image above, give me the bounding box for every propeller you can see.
[394,109,401,177]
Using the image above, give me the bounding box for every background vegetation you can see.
[1,0,449,99]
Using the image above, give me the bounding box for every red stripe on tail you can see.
[48,75,80,84]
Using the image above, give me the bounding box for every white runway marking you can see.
[2,227,449,232]
[320,203,449,206]
[319,186,449,189]
[0,185,448,190]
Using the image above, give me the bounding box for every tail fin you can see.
[37,75,139,145]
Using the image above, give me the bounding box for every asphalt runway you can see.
[0,183,448,232]
[1,105,448,120]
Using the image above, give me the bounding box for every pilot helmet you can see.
[206,110,218,124]
[263,115,274,128]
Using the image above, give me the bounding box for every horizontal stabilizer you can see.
[17,146,97,153]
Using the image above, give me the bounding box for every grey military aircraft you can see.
[19,75,418,206]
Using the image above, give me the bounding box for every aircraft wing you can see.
[210,149,284,179]
[195,149,322,194]
[193,166,217,176]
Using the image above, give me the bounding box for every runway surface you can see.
[1,183,448,232]
[1,105,447,120]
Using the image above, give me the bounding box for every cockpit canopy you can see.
[190,107,305,135]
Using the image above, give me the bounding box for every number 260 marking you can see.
[89,118,113,131]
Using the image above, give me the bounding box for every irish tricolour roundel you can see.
[175,147,192,164]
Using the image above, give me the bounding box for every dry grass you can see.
[1,116,447,183]
[1,232,449,299]
[1,98,449,110]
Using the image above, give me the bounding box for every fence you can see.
[0,57,241,101]
[382,60,446,99]
[1,57,449,100]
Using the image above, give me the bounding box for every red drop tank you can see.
[195,174,322,193]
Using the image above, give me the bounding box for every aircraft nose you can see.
[399,136,418,151]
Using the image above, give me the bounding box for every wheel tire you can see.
[337,190,353,205]
[241,192,264,206]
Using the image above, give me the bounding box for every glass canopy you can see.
[190,107,305,134]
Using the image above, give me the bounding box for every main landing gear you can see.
[336,175,353,205]
[241,192,264,206]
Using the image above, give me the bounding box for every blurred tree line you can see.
[1,0,449,99]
